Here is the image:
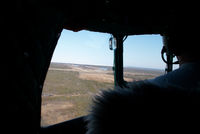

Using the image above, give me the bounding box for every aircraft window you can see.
[41,30,114,126]
[41,32,178,126]
[123,35,165,82]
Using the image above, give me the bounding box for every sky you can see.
[52,29,169,69]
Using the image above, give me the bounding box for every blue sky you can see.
[52,29,167,69]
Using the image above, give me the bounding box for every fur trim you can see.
[85,81,200,134]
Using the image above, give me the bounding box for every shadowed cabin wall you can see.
[2,2,64,133]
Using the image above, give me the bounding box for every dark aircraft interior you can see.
[2,1,199,134]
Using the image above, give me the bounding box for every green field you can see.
[41,63,163,126]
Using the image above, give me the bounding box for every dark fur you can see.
[85,81,200,134]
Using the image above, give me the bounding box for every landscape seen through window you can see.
[41,30,166,126]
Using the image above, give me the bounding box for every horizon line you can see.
[50,61,165,71]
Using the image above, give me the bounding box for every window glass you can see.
[41,33,177,126]
[123,35,165,82]
[41,30,113,126]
